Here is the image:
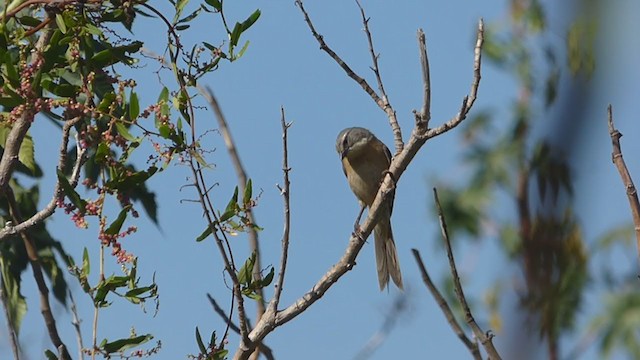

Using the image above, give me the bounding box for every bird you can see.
[336,127,403,291]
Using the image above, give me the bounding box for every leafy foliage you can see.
[0,0,261,357]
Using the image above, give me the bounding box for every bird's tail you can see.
[374,218,403,291]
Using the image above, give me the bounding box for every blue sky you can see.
[5,0,640,359]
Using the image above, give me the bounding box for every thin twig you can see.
[354,0,403,153]
[0,20,71,360]
[0,273,20,360]
[271,107,292,312]
[607,105,640,270]
[233,10,485,360]
[412,249,481,359]
[0,115,86,241]
[433,188,501,360]
[296,1,404,150]
[425,19,484,140]
[413,29,431,127]
[199,86,266,360]
[69,291,85,360]
[207,294,275,360]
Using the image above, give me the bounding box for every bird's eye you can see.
[342,134,350,151]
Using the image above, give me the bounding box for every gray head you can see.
[336,127,375,158]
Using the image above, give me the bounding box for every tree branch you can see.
[69,291,85,360]
[354,0,403,153]
[433,188,501,360]
[412,249,481,359]
[6,187,71,360]
[0,115,86,241]
[207,294,275,360]
[607,105,640,271]
[424,19,483,139]
[413,29,431,127]
[270,107,292,312]
[296,1,405,151]
[198,86,266,360]
[232,9,485,360]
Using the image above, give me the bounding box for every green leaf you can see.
[195,326,207,354]
[82,247,90,276]
[189,148,209,168]
[15,132,36,174]
[241,9,261,32]
[215,349,229,360]
[261,267,275,287]
[233,40,251,61]
[237,253,256,285]
[243,179,252,206]
[204,0,221,11]
[226,187,239,213]
[55,13,67,34]
[124,285,156,298]
[158,87,169,102]
[115,122,136,142]
[97,92,117,112]
[196,225,212,242]
[129,91,140,121]
[90,42,143,68]
[102,334,153,353]
[44,350,57,360]
[219,209,235,222]
[56,169,86,212]
[177,7,202,24]
[158,124,171,139]
[175,0,190,17]
[230,22,242,47]
[104,205,131,236]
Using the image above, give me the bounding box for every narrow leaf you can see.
[55,14,67,33]
[243,179,252,206]
[102,334,153,353]
[82,247,90,276]
[237,253,256,285]
[195,327,207,353]
[196,225,212,242]
[115,122,136,142]
[104,205,132,236]
[129,91,140,120]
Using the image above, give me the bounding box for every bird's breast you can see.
[342,155,387,207]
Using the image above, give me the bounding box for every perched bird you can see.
[336,127,403,291]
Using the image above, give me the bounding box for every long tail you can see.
[374,218,403,291]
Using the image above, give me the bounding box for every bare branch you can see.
[5,187,71,360]
[207,294,276,360]
[433,188,501,360]
[412,249,481,360]
[233,10,485,360]
[607,105,640,270]
[296,0,405,152]
[354,0,403,153]
[413,29,431,127]
[198,86,266,360]
[270,107,292,312]
[425,19,484,139]
[0,114,86,241]
[189,160,251,346]
[69,291,85,360]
